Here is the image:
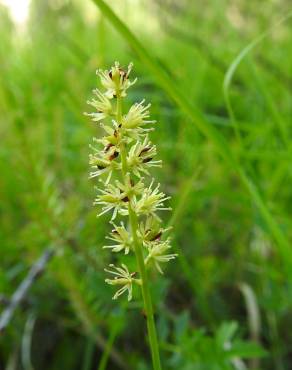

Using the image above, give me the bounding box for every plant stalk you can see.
[116,96,162,370]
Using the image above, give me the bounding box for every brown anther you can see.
[150,231,162,241]
[139,147,151,156]
[104,143,114,152]
[109,151,119,161]
[142,157,153,163]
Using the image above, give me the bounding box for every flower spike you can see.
[86,62,176,303]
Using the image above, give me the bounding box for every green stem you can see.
[128,207,162,370]
[116,96,162,370]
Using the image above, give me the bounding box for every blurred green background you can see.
[0,0,292,369]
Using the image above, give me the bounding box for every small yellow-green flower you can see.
[144,239,177,274]
[122,100,155,129]
[104,264,141,301]
[133,180,171,218]
[94,183,128,219]
[104,222,132,254]
[97,62,137,99]
[85,88,113,122]
[127,136,162,177]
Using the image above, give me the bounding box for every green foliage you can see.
[166,314,267,369]
[0,0,291,369]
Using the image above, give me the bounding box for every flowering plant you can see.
[86,62,176,370]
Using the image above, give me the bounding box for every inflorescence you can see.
[86,62,177,301]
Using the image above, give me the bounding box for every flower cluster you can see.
[86,62,176,301]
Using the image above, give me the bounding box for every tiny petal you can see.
[104,264,139,301]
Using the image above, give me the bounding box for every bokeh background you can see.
[1,0,292,369]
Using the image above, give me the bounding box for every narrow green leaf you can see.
[216,321,238,347]
[227,341,268,359]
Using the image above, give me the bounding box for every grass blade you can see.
[223,12,292,147]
